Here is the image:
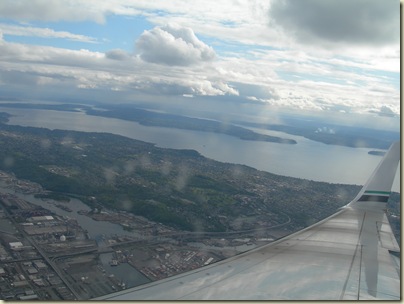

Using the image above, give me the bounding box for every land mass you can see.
[0,122,399,237]
[85,106,296,144]
[236,121,399,149]
[0,102,398,149]
[0,122,400,300]
[0,103,296,144]
[0,112,11,124]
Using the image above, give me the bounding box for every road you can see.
[111,212,291,248]
[4,206,83,300]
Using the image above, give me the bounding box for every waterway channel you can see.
[98,252,150,288]
[0,181,136,240]
[0,180,152,288]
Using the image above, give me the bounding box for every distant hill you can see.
[0,102,296,145]
[85,105,297,145]
[236,121,399,149]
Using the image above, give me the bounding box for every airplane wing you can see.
[95,141,400,300]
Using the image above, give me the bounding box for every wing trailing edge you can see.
[348,141,400,211]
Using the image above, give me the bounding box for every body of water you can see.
[99,252,150,288]
[0,181,136,239]
[0,106,399,292]
[0,181,150,289]
[2,107,400,192]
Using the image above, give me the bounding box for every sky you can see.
[0,0,400,129]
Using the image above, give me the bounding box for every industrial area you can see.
[0,170,273,300]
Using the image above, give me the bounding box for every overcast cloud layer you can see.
[0,0,400,121]
[270,0,399,45]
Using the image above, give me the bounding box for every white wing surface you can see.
[95,141,400,300]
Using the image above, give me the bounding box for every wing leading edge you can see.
[95,141,400,300]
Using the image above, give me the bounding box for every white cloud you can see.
[0,1,282,48]
[0,23,97,43]
[0,35,399,115]
[0,38,236,98]
[0,0,107,23]
[0,1,399,118]
[133,79,237,96]
[1,1,399,52]
[136,24,215,66]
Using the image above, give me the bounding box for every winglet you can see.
[348,141,400,210]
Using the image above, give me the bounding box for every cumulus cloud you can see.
[0,35,397,114]
[132,78,237,97]
[0,37,236,100]
[136,24,215,66]
[0,0,398,116]
[234,83,279,101]
[269,0,399,46]
[379,105,396,115]
[369,105,398,117]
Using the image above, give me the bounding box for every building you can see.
[9,242,23,250]
[33,261,47,270]
[28,215,54,222]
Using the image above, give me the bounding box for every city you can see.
[0,169,288,300]
[0,122,399,300]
